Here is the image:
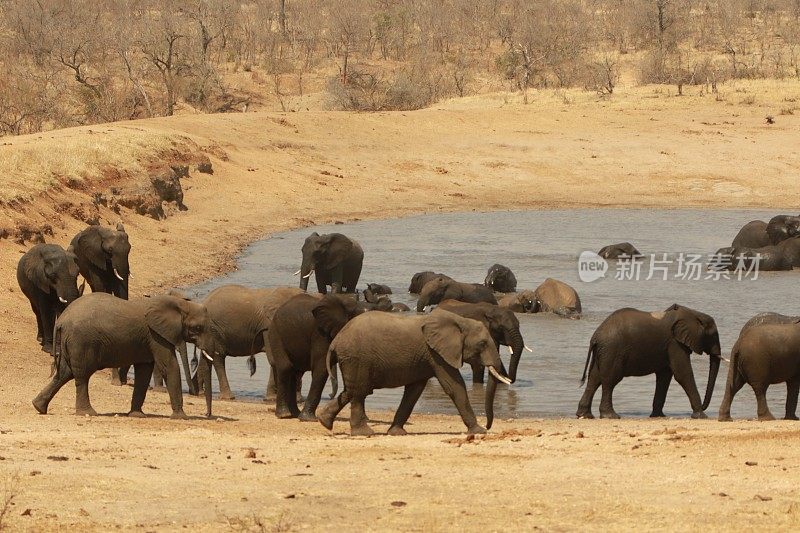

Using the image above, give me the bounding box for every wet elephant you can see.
[498,290,537,313]
[416,277,497,312]
[532,278,581,318]
[731,215,800,248]
[598,242,641,260]
[484,264,517,293]
[408,271,451,294]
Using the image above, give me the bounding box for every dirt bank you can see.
[2,84,800,531]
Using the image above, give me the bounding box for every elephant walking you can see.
[576,304,722,419]
[296,232,363,294]
[318,309,512,436]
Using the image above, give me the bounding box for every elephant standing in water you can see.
[484,264,517,293]
[32,293,219,418]
[408,272,451,293]
[318,309,512,436]
[416,277,497,311]
[719,313,800,421]
[732,215,800,248]
[576,304,722,419]
[17,244,82,353]
[296,232,363,294]
[598,242,641,259]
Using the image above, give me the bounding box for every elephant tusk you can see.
[293,269,302,276]
[58,296,68,304]
[489,366,512,385]
[524,345,533,353]
[302,269,314,279]
[201,350,213,362]
[114,268,125,281]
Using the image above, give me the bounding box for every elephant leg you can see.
[469,360,485,384]
[650,368,673,417]
[598,375,622,419]
[315,269,328,295]
[299,366,327,422]
[212,355,235,400]
[433,363,485,434]
[31,301,43,344]
[152,364,166,392]
[32,356,74,414]
[349,395,374,437]
[177,343,198,396]
[576,368,601,419]
[129,362,154,417]
[753,384,775,421]
[40,300,55,353]
[111,366,129,386]
[718,366,746,421]
[785,378,800,420]
[274,365,300,419]
[669,348,706,419]
[74,375,97,416]
[329,265,344,294]
[265,364,277,401]
[162,354,187,420]
[318,390,351,431]
[388,380,427,436]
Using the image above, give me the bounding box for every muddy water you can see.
[190,209,798,420]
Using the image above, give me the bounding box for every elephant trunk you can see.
[416,295,429,313]
[176,341,198,396]
[298,261,313,291]
[504,328,525,383]
[701,352,721,411]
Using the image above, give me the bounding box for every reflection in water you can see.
[189,209,795,420]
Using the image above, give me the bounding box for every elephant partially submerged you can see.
[576,304,722,419]
[319,309,512,436]
[17,244,82,353]
[408,271,451,294]
[598,242,641,260]
[484,264,517,293]
[296,232,363,294]
[32,292,219,418]
[498,290,537,313]
[416,277,497,312]
[711,246,793,272]
[499,280,581,318]
[732,215,800,248]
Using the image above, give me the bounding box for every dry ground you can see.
[2,81,800,531]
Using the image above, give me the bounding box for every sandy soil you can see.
[2,83,800,531]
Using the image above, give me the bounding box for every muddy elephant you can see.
[32,292,219,418]
[498,290,537,313]
[435,300,530,384]
[484,264,517,293]
[17,244,82,353]
[198,285,304,400]
[532,278,581,318]
[719,320,800,421]
[711,246,793,272]
[267,293,364,420]
[295,232,363,294]
[318,309,512,436]
[732,215,800,248]
[576,304,722,419]
[416,277,497,312]
[408,271,451,294]
[598,242,641,260]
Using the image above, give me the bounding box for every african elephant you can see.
[576,304,722,419]
[739,312,800,333]
[416,277,497,312]
[267,293,364,420]
[198,285,304,400]
[362,287,409,312]
[532,278,582,318]
[70,223,131,299]
[318,309,512,436]
[365,283,392,295]
[710,246,792,272]
[484,264,517,293]
[731,215,800,248]
[719,321,800,421]
[435,300,530,384]
[151,289,200,396]
[295,232,363,294]
[408,271,451,294]
[17,244,82,353]
[598,242,641,260]
[498,290,536,313]
[32,292,218,418]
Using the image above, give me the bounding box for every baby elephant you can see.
[33,292,219,419]
[416,276,497,312]
[484,264,517,293]
[598,242,641,260]
[719,318,800,421]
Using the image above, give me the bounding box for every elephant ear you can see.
[422,311,464,369]
[312,296,351,339]
[321,234,353,270]
[25,250,51,294]
[672,316,704,354]
[75,227,108,269]
[146,296,184,346]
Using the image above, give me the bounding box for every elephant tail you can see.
[326,345,339,399]
[580,342,596,387]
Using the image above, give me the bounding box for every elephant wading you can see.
[732,215,800,248]
[408,272,451,294]
[32,293,219,418]
[318,309,513,436]
[416,277,497,312]
[598,242,641,260]
[711,246,793,272]
[531,278,581,318]
[17,244,82,353]
[498,290,537,313]
[436,300,530,384]
[484,264,517,293]
[576,304,722,419]
[267,293,364,420]
[296,232,363,294]
[199,285,304,400]
[719,314,800,421]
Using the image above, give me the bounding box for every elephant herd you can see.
[16,219,800,436]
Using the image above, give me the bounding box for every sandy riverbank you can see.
[2,84,800,530]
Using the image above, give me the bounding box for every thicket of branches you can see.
[2,0,800,135]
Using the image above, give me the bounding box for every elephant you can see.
[598,242,641,260]
[16,244,82,353]
[435,300,530,384]
[719,321,800,421]
[150,289,200,396]
[731,215,800,248]
[484,264,517,293]
[416,277,497,312]
[296,232,363,294]
[317,309,513,436]
[70,223,131,299]
[408,271,451,294]
[32,292,219,419]
[365,283,392,295]
[739,312,800,334]
[198,285,305,400]
[362,286,409,312]
[576,304,722,420]
[531,278,582,318]
[498,290,537,313]
[266,293,364,420]
[710,246,792,272]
